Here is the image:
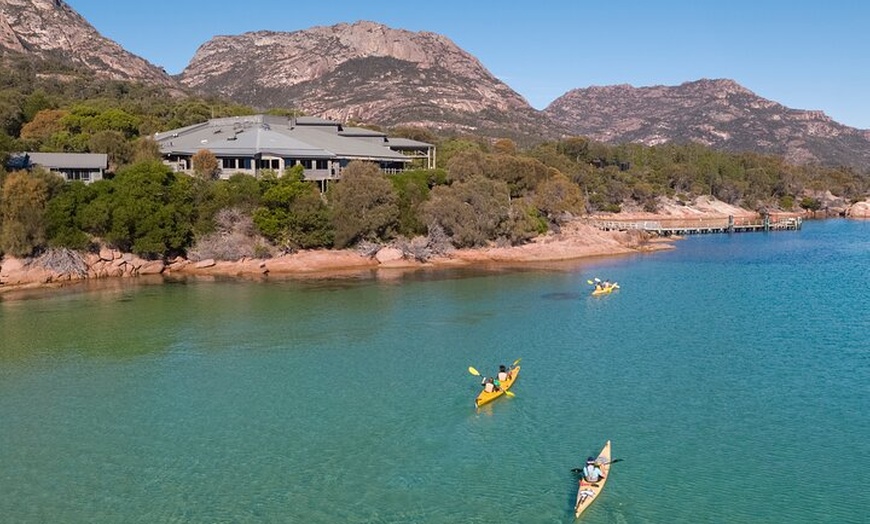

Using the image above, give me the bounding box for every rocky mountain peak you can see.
[544,78,870,168]
[0,0,180,89]
[179,20,553,139]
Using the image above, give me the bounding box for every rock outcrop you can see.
[544,79,870,169]
[179,21,565,142]
[0,0,181,90]
[0,249,165,287]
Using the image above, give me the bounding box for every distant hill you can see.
[179,21,568,143]
[2,3,868,170]
[544,79,870,168]
[0,0,181,90]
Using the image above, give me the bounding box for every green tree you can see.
[485,154,550,198]
[131,137,162,164]
[534,172,586,221]
[106,161,194,258]
[22,90,56,122]
[89,130,132,170]
[0,170,48,257]
[390,169,433,237]
[19,109,67,145]
[252,166,332,249]
[799,196,822,213]
[422,176,511,248]
[389,126,437,144]
[328,161,399,248]
[45,181,95,250]
[436,137,486,169]
[0,90,24,137]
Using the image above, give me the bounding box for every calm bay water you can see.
[1,219,867,523]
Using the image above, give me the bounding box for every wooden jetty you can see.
[588,215,802,236]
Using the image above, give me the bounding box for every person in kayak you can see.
[582,457,605,483]
[497,365,510,382]
[480,376,500,393]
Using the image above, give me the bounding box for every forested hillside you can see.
[1,55,868,263]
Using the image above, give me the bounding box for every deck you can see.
[587,215,802,236]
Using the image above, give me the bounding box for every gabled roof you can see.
[19,152,108,169]
[155,115,411,162]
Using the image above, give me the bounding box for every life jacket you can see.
[497,371,508,382]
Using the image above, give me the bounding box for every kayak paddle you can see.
[571,458,622,474]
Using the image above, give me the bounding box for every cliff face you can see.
[180,21,565,141]
[0,0,181,89]
[544,79,870,168]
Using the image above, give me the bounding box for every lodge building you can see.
[154,114,436,190]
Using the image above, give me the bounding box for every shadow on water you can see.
[540,291,585,300]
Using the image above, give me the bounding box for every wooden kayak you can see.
[474,365,520,408]
[574,440,612,518]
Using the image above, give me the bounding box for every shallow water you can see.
[1,219,867,523]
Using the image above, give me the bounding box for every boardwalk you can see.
[587,215,802,236]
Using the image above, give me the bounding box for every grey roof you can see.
[25,152,108,169]
[339,126,388,138]
[156,115,410,162]
[386,137,435,148]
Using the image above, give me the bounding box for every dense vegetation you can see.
[1,55,868,260]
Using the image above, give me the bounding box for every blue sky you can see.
[67,1,870,129]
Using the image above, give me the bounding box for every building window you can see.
[60,169,92,182]
[258,158,280,170]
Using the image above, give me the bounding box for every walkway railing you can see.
[586,215,802,235]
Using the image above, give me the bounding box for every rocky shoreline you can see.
[1,198,865,297]
[0,221,662,294]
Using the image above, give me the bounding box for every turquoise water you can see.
[1,219,867,523]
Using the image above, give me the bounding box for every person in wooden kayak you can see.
[582,457,605,483]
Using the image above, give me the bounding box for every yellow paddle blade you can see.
[468,366,480,376]
[504,390,516,397]
[587,280,594,285]
[512,358,522,367]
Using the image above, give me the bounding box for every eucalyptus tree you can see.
[328,161,399,249]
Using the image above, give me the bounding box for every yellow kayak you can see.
[474,365,520,407]
[574,440,612,518]
[591,283,619,296]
